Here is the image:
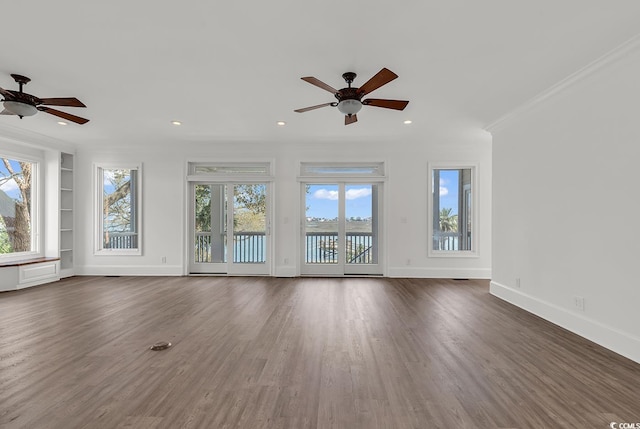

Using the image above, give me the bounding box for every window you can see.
[95,164,142,255]
[0,156,39,259]
[430,165,476,255]
[300,162,384,178]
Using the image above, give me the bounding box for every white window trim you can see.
[0,150,42,263]
[187,161,273,183]
[94,163,142,256]
[428,162,479,258]
[297,161,387,182]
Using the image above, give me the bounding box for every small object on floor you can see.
[150,341,171,351]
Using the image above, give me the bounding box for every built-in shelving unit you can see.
[60,152,74,278]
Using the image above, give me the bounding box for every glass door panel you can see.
[302,184,341,275]
[302,183,382,276]
[190,182,270,275]
[345,184,378,266]
[231,184,267,266]
[191,184,227,273]
[344,183,381,275]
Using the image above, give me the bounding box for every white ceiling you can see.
[1,1,639,147]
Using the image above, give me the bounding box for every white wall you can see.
[491,45,640,363]
[73,136,492,278]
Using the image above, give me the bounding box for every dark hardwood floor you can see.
[1,276,638,428]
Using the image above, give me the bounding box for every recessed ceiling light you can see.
[171,120,182,126]
[57,121,67,126]
[276,121,286,126]
[403,120,412,125]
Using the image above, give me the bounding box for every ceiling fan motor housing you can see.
[336,79,363,116]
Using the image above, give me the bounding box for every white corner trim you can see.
[490,281,640,365]
[486,33,640,133]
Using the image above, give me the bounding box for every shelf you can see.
[60,152,74,277]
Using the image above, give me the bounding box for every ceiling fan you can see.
[295,67,409,125]
[0,73,89,124]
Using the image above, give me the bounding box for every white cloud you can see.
[313,187,372,200]
[313,189,339,200]
[439,186,449,196]
[0,179,19,194]
[345,188,372,200]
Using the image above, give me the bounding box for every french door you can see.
[188,183,270,275]
[301,182,382,276]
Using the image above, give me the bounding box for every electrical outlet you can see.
[406,258,411,266]
[574,296,585,311]
[284,258,289,264]
[515,277,521,288]
[161,256,167,264]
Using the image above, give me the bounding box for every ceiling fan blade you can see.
[39,97,86,108]
[363,98,409,111]
[1,109,16,115]
[38,106,90,124]
[294,102,334,113]
[0,86,15,100]
[345,114,357,125]
[301,77,338,94]
[357,68,398,96]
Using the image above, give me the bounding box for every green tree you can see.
[439,207,458,232]
[103,169,132,232]
[234,184,266,231]
[194,184,266,233]
[0,215,12,253]
[234,184,266,215]
[0,159,31,253]
[195,185,212,232]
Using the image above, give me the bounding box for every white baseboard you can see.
[388,267,491,279]
[274,265,297,277]
[76,265,183,276]
[490,281,640,364]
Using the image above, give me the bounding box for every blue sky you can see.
[437,170,460,215]
[306,174,461,219]
[0,159,24,201]
[306,184,373,219]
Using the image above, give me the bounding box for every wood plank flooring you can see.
[1,276,639,428]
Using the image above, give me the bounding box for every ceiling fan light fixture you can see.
[3,100,38,117]
[337,99,362,116]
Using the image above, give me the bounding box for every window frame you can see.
[94,163,142,256]
[0,150,42,262]
[428,163,478,258]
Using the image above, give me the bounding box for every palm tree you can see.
[438,208,458,250]
[439,207,458,232]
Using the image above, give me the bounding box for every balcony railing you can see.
[194,232,266,263]
[305,232,374,264]
[103,232,138,249]
[191,231,375,264]
[433,231,472,251]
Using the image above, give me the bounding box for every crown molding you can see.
[485,33,640,133]
[0,123,75,153]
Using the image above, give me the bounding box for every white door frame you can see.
[300,181,383,276]
[188,181,271,275]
